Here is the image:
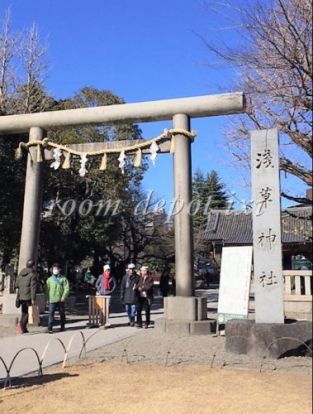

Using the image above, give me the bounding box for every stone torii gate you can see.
[0,92,245,332]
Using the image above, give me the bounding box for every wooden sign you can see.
[217,246,253,324]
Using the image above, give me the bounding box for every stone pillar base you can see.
[164,296,207,321]
[0,314,19,327]
[225,319,312,358]
[2,293,48,315]
[155,318,216,335]
[156,296,213,335]
[2,293,19,315]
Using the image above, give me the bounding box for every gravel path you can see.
[67,327,312,374]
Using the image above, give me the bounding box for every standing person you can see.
[120,263,139,327]
[95,264,117,296]
[95,264,117,318]
[84,268,95,284]
[170,272,176,296]
[205,253,218,286]
[159,269,170,298]
[15,259,37,334]
[136,266,154,329]
[45,263,70,333]
[5,260,16,293]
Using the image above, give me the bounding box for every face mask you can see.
[52,268,59,275]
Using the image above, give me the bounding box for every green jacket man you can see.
[45,263,70,333]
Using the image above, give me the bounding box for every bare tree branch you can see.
[281,191,312,205]
[15,23,50,113]
[201,0,312,198]
[280,157,312,186]
[0,8,16,114]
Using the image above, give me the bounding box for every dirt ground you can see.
[0,362,311,414]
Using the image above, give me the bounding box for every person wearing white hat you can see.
[95,264,117,297]
[135,265,154,328]
[93,265,116,326]
[120,264,139,326]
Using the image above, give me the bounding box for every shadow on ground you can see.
[279,339,313,358]
[0,372,79,389]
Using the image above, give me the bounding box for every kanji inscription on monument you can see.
[250,128,284,323]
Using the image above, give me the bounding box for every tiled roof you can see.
[281,207,312,243]
[200,206,312,245]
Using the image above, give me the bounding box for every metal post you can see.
[18,127,44,273]
[173,114,194,297]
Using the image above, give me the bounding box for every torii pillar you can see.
[173,113,194,297]
[18,127,45,273]
[160,113,208,334]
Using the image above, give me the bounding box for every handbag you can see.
[15,294,21,308]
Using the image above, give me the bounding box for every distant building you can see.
[198,206,312,270]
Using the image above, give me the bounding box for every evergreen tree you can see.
[192,169,228,230]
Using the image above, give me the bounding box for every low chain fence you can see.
[0,330,312,390]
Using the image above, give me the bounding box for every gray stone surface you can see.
[225,319,312,358]
[2,293,19,315]
[164,296,197,321]
[18,127,45,273]
[196,297,207,320]
[0,93,245,134]
[225,320,254,355]
[164,296,208,322]
[0,314,19,327]
[165,319,191,335]
[173,114,194,297]
[190,320,216,335]
[155,318,216,336]
[250,129,284,323]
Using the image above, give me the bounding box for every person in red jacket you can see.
[135,266,154,329]
[95,264,117,316]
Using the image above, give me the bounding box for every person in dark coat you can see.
[135,266,154,329]
[15,259,37,334]
[159,269,170,297]
[120,263,139,327]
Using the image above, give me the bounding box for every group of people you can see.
[95,263,154,329]
[120,264,154,328]
[15,259,154,333]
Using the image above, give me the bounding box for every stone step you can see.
[0,314,19,327]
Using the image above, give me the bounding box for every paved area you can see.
[0,307,164,381]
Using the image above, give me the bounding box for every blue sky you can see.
[1,0,307,208]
